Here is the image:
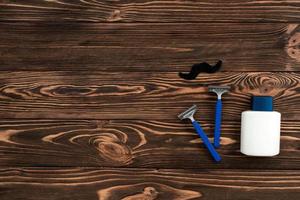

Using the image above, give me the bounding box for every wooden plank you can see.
[1,1,300,23]
[0,71,298,120]
[0,167,299,200]
[0,119,299,169]
[1,22,300,71]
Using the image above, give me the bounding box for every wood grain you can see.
[0,168,299,200]
[1,22,300,71]
[2,1,300,199]
[0,71,298,120]
[1,0,300,22]
[0,119,299,169]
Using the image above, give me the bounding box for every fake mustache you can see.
[179,60,222,80]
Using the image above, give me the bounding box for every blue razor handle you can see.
[192,120,222,162]
[214,99,222,148]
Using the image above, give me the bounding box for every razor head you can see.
[208,85,231,98]
[178,105,197,120]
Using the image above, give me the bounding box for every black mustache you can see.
[179,60,222,80]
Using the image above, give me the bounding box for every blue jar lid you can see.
[251,96,273,111]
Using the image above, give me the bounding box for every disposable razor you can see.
[208,85,230,148]
[178,105,221,162]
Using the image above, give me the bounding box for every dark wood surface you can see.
[1,0,300,22]
[0,119,299,169]
[0,72,299,120]
[1,22,299,71]
[0,168,299,200]
[1,0,300,199]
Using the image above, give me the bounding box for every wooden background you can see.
[0,0,300,199]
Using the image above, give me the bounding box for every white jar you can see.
[240,96,281,156]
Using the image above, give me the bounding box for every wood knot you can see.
[107,10,123,22]
[98,142,132,165]
[243,74,287,96]
[93,133,133,166]
[286,24,300,62]
[97,183,202,200]
[259,80,275,94]
[122,187,158,200]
